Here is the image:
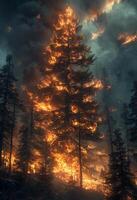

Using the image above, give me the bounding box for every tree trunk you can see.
[9,103,16,174]
[105,106,114,153]
[0,128,4,168]
[78,127,83,188]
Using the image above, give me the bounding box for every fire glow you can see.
[84,0,121,22]
[103,0,121,13]
[91,27,105,40]
[2,6,106,194]
[118,33,137,45]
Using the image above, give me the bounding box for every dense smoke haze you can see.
[0,0,137,97]
[0,0,137,122]
[0,1,137,199]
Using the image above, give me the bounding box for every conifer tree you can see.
[127,81,137,160]
[121,103,131,159]
[0,55,19,170]
[17,120,30,175]
[32,127,53,176]
[107,129,137,200]
[17,102,34,175]
[101,68,114,153]
[31,6,101,187]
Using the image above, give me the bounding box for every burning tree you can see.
[28,6,102,189]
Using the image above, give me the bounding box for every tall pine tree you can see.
[31,6,101,187]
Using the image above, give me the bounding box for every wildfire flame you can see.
[84,80,104,89]
[84,0,121,22]
[118,33,137,45]
[91,27,105,40]
[2,151,16,170]
[103,0,121,13]
[18,6,106,194]
[46,131,57,144]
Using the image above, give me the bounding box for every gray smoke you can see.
[80,0,137,125]
[0,0,65,79]
[1,0,137,113]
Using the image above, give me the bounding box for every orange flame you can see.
[91,27,105,40]
[84,80,104,89]
[118,33,137,45]
[103,0,121,13]
[46,131,57,144]
[21,6,106,194]
[2,151,16,169]
[84,0,121,22]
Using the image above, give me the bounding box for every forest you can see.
[0,1,137,200]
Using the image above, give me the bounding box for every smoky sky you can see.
[0,0,137,122]
[81,0,137,118]
[0,0,65,70]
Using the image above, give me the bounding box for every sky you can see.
[0,0,137,123]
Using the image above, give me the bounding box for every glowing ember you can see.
[88,123,97,133]
[46,132,57,144]
[72,119,79,126]
[98,117,103,123]
[83,95,93,103]
[56,85,67,91]
[71,104,79,113]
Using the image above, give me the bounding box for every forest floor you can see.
[0,172,104,200]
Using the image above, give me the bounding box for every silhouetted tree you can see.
[128,81,137,161]
[17,106,34,176]
[0,55,19,171]
[107,129,137,200]
[121,103,131,161]
[101,68,114,154]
